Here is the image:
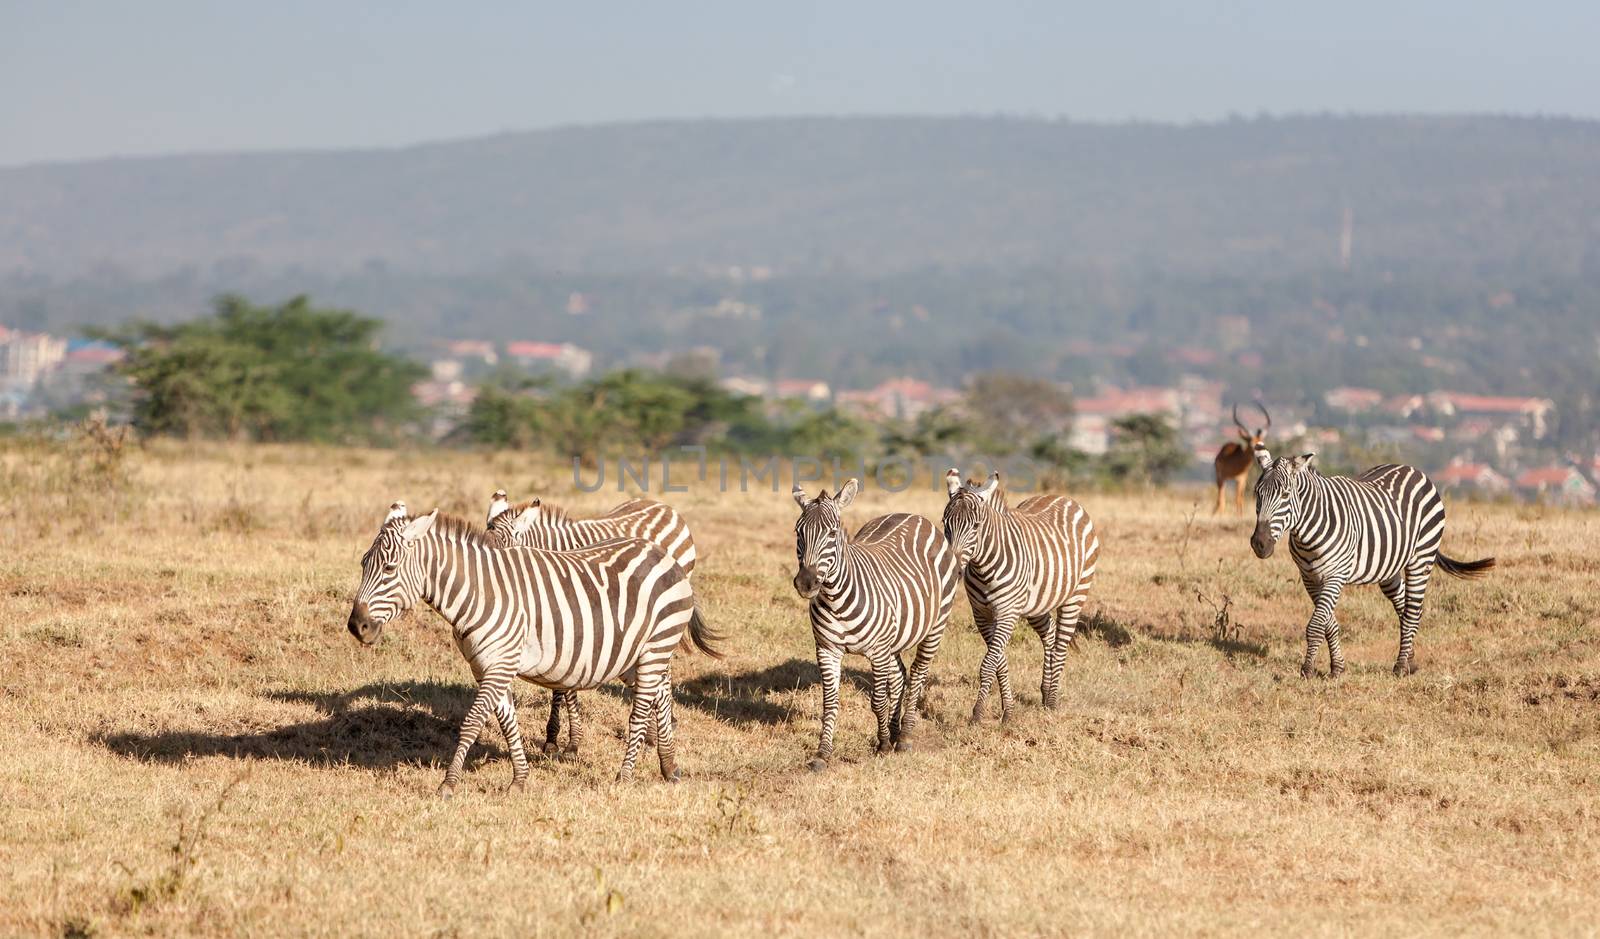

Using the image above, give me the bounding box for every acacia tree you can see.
[1104,413,1192,486]
[101,294,424,442]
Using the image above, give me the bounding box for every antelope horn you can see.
[1231,403,1248,432]
[1255,401,1272,431]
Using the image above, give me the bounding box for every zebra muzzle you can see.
[792,567,821,599]
[347,602,383,644]
[1249,527,1276,559]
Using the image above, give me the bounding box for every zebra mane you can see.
[511,499,569,521]
[392,511,489,546]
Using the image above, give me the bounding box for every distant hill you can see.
[3,114,1599,278]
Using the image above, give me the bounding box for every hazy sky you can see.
[3,1,1596,166]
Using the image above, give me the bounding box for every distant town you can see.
[6,323,1594,506]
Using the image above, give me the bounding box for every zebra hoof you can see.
[555,747,579,762]
[504,778,527,795]
[894,739,913,753]
[436,781,456,800]
[662,766,682,783]
[1300,665,1317,680]
[614,769,635,784]
[1330,665,1347,679]
[1041,697,1061,711]
[1392,660,1417,677]
[541,741,561,756]
[805,757,829,773]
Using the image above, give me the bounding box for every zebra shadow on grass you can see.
[591,657,869,728]
[94,680,510,771]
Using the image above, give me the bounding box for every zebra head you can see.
[1250,449,1315,559]
[942,468,1000,568]
[483,493,545,548]
[791,478,858,600]
[348,502,438,644]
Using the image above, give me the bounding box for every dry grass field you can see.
[2,438,1597,937]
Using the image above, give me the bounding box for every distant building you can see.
[1324,387,1384,413]
[1433,460,1510,494]
[1075,386,1181,420]
[1428,392,1556,439]
[412,380,477,439]
[1069,415,1110,455]
[1382,395,1425,420]
[0,330,68,389]
[719,376,769,398]
[835,378,961,421]
[506,341,592,378]
[772,379,831,403]
[1514,466,1597,506]
[443,340,498,365]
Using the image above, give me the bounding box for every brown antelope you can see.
[1213,402,1270,514]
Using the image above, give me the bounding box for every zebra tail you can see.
[1437,553,1496,579]
[678,599,726,659]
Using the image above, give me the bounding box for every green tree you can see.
[1104,413,1191,486]
[963,372,1074,456]
[100,294,424,442]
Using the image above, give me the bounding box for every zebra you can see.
[484,490,697,759]
[346,502,721,796]
[941,469,1100,724]
[792,479,959,770]
[1249,446,1495,678]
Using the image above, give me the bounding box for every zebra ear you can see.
[835,478,859,509]
[400,508,437,542]
[791,484,808,509]
[487,490,510,523]
[977,472,1000,499]
[1253,444,1273,470]
[510,506,541,536]
[945,468,962,497]
[1292,452,1317,470]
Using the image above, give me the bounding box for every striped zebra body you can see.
[348,503,716,795]
[1250,446,1494,677]
[485,492,697,758]
[792,479,959,769]
[942,469,1100,723]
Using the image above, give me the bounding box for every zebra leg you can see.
[897,640,939,752]
[1393,562,1433,676]
[810,646,843,771]
[542,691,564,756]
[1324,617,1347,678]
[868,653,903,755]
[1300,583,1342,679]
[971,606,1017,725]
[654,679,681,782]
[617,671,661,782]
[489,690,530,792]
[889,655,908,748]
[1041,604,1083,709]
[440,669,515,798]
[562,691,584,758]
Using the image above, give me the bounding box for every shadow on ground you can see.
[92,663,869,768]
[95,680,504,770]
[599,657,869,727]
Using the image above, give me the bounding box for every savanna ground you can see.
[2,437,1597,938]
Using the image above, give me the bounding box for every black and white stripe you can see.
[792,479,959,769]
[347,502,720,795]
[942,469,1100,723]
[484,491,697,759]
[1249,445,1495,677]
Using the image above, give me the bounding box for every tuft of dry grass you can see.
[2,441,1597,937]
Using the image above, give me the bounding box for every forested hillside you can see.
[2,115,1597,404]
